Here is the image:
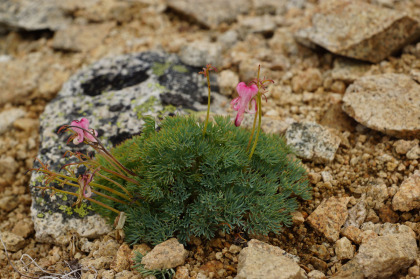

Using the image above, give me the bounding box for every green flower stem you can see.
[246,111,258,152]
[39,187,121,214]
[249,94,262,160]
[202,68,211,136]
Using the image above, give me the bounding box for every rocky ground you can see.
[0,0,419,278]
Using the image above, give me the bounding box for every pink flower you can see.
[230,82,258,127]
[70,118,98,145]
[78,173,93,198]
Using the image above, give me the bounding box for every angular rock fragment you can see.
[0,231,25,252]
[333,233,417,278]
[295,1,420,63]
[235,239,306,279]
[392,171,420,212]
[167,0,251,28]
[52,23,115,52]
[307,197,350,242]
[141,238,188,270]
[0,0,71,31]
[343,74,420,139]
[285,122,341,163]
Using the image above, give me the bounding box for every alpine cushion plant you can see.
[31,66,311,246]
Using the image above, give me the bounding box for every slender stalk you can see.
[203,68,211,136]
[249,95,262,160]
[95,172,133,198]
[246,112,258,152]
[40,187,121,214]
[99,166,140,185]
[53,177,129,204]
[36,169,131,201]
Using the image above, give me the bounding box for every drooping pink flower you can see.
[78,173,93,198]
[230,82,258,127]
[70,118,98,145]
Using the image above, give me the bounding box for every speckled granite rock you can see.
[295,1,420,63]
[30,51,227,243]
[236,239,306,279]
[0,0,72,31]
[285,122,341,164]
[307,197,350,242]
[167,0,251,28]
[342,74,420,139]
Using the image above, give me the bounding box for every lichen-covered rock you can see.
[30,51,227,244]
[392,171,420,212]
[167,0,251,28]
[342,74,420,139]
[307,197,350,242]
[179,41,222,67]
[235,239,306,279]
[141,238,188,270]
[295,1,420,63]
[285,122,341,164]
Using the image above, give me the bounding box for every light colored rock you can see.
[13,118,39,132]
[291,68,323,93]
[0,231,25,252]
[218,30,238,50]
[0,108,26,135]
[394,139,419,155]
[357,233,417,278]
[285,122,341,164]
[0,52,71,106]
[0,156,19,182]
[306,197,350,242]
[334,237,355,260]
[292,211,305,225]
[179,41,222,68]
[52,22,115,52]
[0,0,71,31]
[32,212,112,244]
[218,70,239,96]
[331,58,371,82]
[359,230,378,244]
[111,243,132,273]
[11,219,34,238]
[141,238,188,270]
[235,239,306,279]
[307,270,326,279]
[167,0,251,28]
[93,239,120,258]
[343,74,420,139]
[406,144,420,159]
[340,226,361,244]
[295,1,420,63]
[344,199,366,228]
[238,15,276,36]
[392,171,420,212]
[80,256,114,270]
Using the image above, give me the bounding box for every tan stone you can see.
[141,238,188,270]
[111,243,132,273]
[296,1,420,63]
[343,74,420,139]
[307,197,350,242]
[392,171,420,211]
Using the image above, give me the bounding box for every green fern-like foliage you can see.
[92,115,311,245]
